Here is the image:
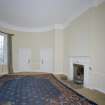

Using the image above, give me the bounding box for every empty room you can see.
[0,0,105,105]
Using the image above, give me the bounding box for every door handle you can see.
[28,59,30,64]
[41,59,43,64]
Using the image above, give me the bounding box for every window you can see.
[0,35,4,64]
[0,32,13,74]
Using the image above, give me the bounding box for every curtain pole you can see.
[0,31,14,36]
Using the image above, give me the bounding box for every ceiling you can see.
[0,0,104,32]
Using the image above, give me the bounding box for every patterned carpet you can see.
[0,74,97,105]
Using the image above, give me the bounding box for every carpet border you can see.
[51,74,98,105]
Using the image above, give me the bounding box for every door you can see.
[40,48,53,73]
[18,48,31,71]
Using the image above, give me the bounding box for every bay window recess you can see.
[0,32,13,74]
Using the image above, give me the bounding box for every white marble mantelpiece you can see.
[69,56,92,88]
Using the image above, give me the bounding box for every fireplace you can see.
[69,56,91,88]
[73,64,84,84]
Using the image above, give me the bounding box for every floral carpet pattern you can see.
[0,74,97,105]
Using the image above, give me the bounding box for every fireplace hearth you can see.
[73,64,84,84]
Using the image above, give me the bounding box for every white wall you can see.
[12,30,64,74]
[12,31,55,72]
[89,3,105,93]
[64,2,105,93]
[0,27,64,74]
[54,29,64,74]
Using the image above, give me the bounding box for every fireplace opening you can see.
[73,64,84,84]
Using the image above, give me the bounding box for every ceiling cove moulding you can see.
[63,0,105,29]
[0,0,105,32]
[93,0,105,7]
[63,4,93,29]
[0,21,64,32]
